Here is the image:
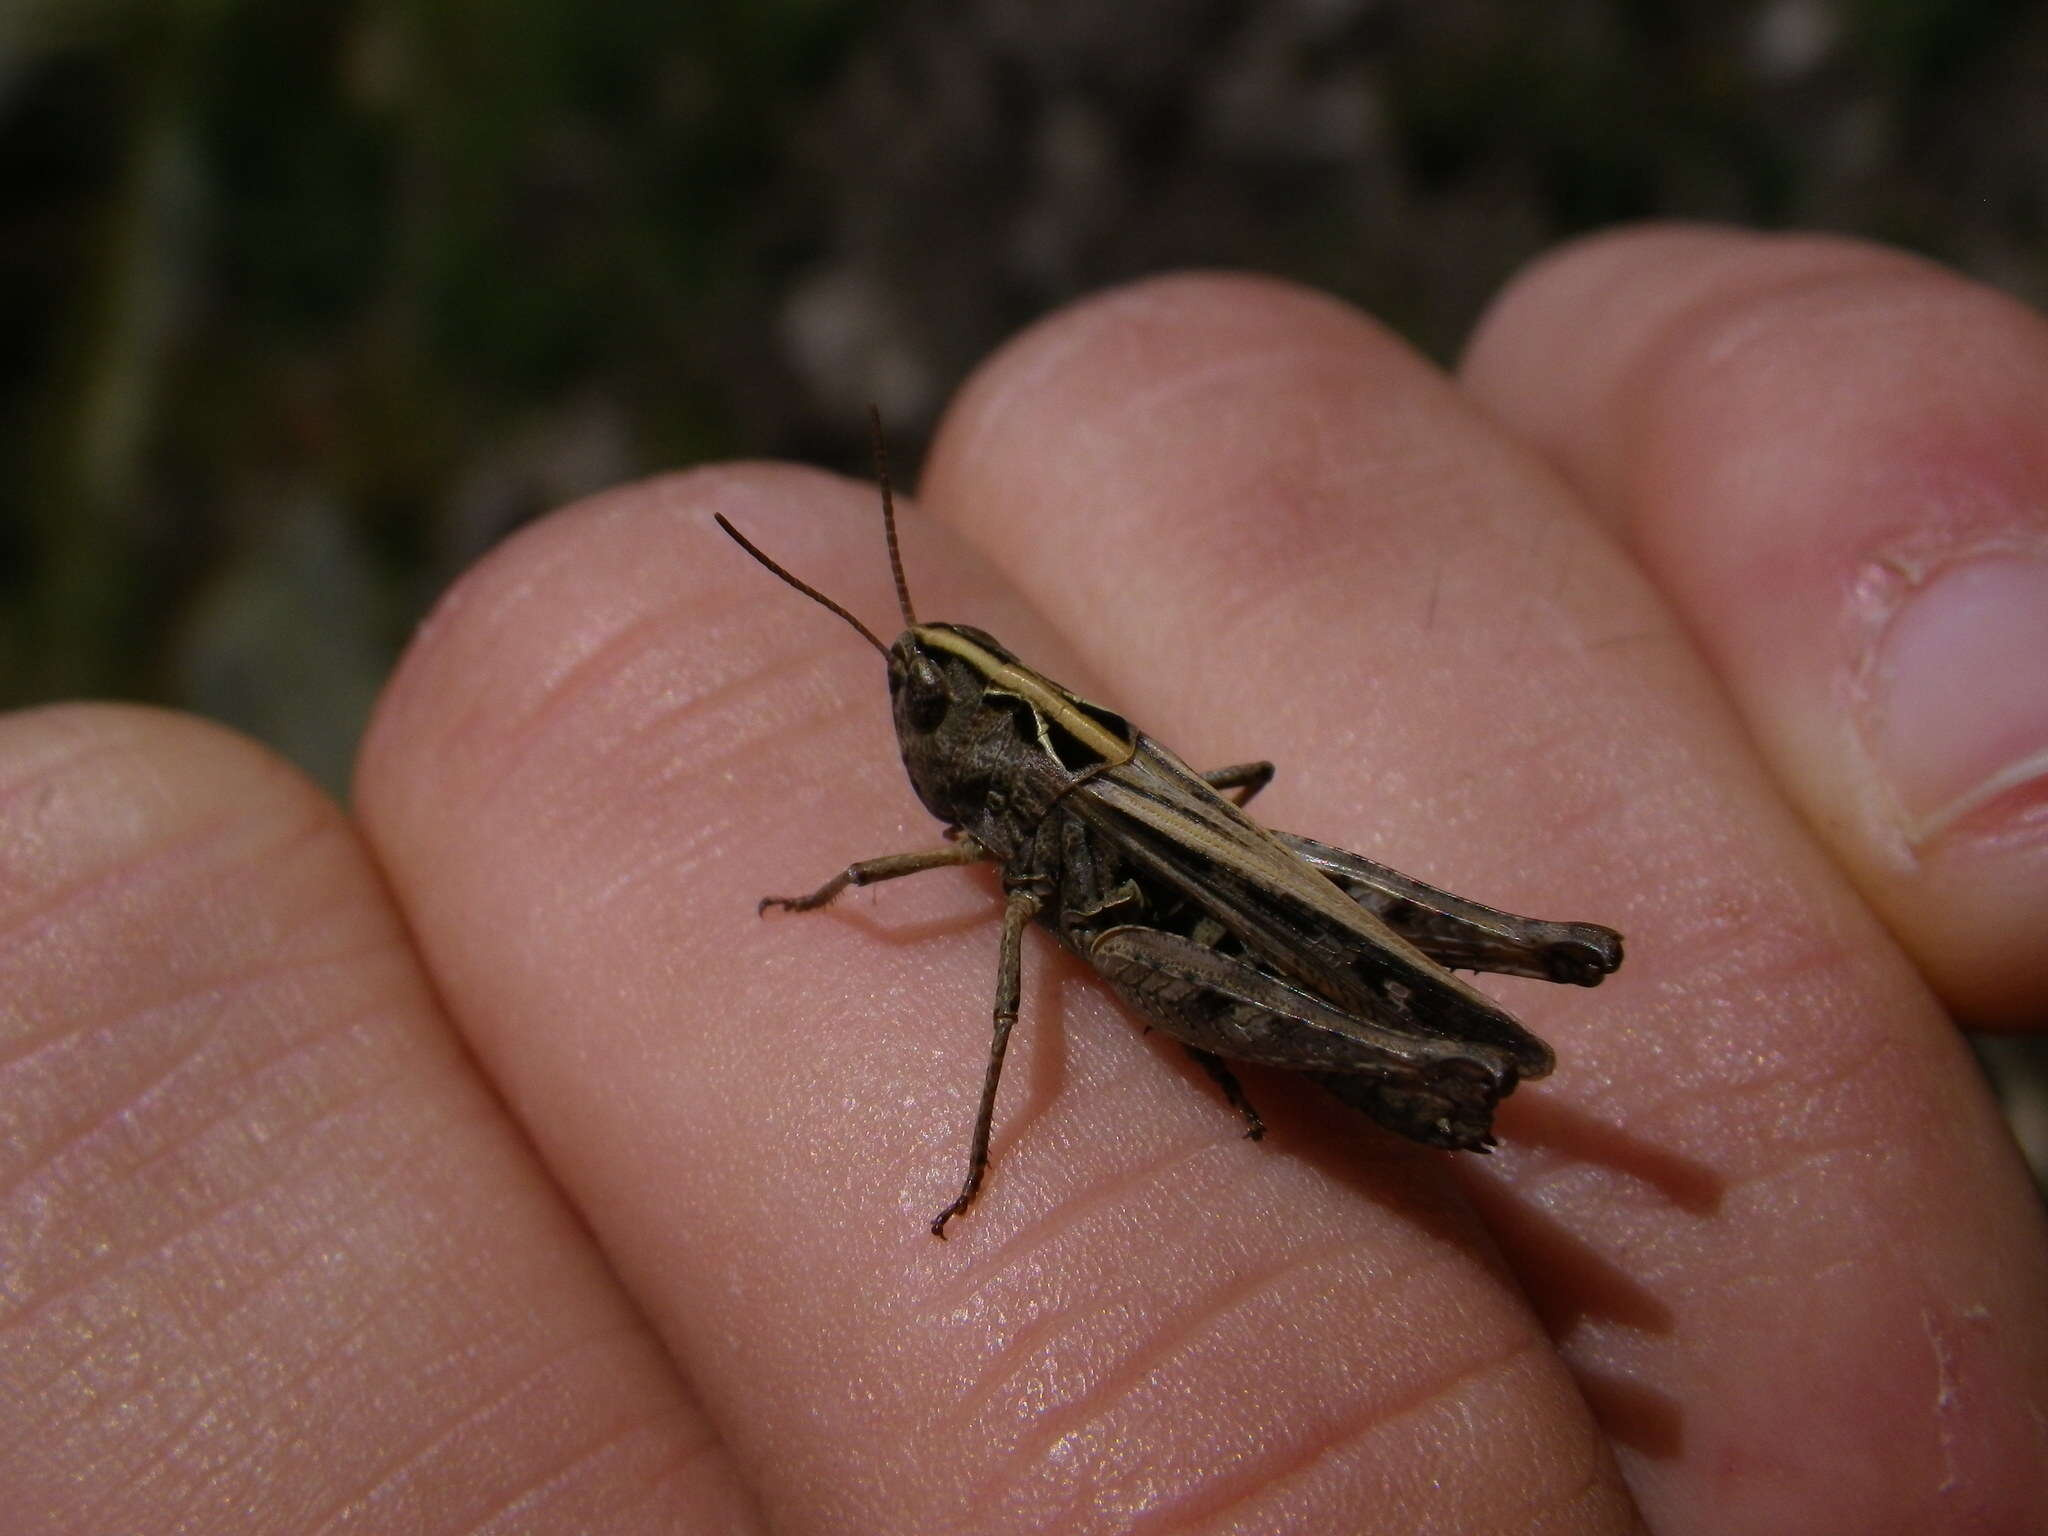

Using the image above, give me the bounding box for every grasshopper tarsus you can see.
[760,888,843,914]
[760,881,846,914]
[1543,931,1625,986]
[931,1144,998,1238]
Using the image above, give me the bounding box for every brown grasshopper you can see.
[716,426,1622,1236]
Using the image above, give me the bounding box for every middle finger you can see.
[921,272,2044,1531]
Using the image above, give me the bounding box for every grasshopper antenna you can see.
[714,514,890,657]
[869,405,918,629]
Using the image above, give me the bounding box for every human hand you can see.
[6,226,2044,1533]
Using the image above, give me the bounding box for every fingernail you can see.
[1869,556,2048,844]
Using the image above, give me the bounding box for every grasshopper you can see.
[716,426,1623,1236]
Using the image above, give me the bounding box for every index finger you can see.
[356,465,1638,1535]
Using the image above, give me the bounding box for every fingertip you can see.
[1464,225,2048,1026]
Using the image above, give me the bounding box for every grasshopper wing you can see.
[1072,738,1555,1082]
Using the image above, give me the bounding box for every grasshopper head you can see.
[890,622,1135,827]
[886,625,964,737]
[886,623,1016,824]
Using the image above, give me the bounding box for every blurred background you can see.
[3,0,2044,1161]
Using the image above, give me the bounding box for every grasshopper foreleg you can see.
[930,885,1042,1238]
[759,837,989,914]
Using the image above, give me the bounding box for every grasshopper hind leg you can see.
[1184,1048,1266,1140]
[1201,761,1275,808]
[1088,924,1528,1151]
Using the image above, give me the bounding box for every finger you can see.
[1461,224,2048,1025]
[356,467,1639,1534]
[921,273,2048,1532]
[0,706,742,1532]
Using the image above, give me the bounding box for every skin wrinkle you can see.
[958,336,1502,562]
[953,359,1462,640]
[1217,1358,1526,1536]
[1123,461,1434,655]
[628,1439,765,1536]
[459,606,698,781]
[3,984,223,1168]
[5,919,415,1196]
[1082,345,1370,455]
[5,1004,419,1366]
[288,1326,680,1536]
[949,294,1117,437]
[617,696,895,873]
[935,283,1308,476]
[1020,551,1635,865]
[957,1229,1392,1430]
[1644,965,1922,1144]
[97,991,405,1213]
[534,586,894,777]
[409,468,882,768]
[1155,1333,1556,1536]
[918,1042,1282,1317]
[0,735,180,905]
[459,1399,723,1536]
[139,1270,410,1533]
[1716,1128,1926,1217]
[30,1025,461,1422]
[0,720,134,800]
[929,1126,1260,1323]
[387,478,716,738]
[428,585,827,806]
[1521,1432,1625,1536]
[20,902,418,1161]
[1597,987,1859,1130]
[912,1030,1196,1295]
[486,619,888,837]
[0,726,195,845]
[1647,887,1884,1042]
[0,793,330,1013]
[985,1236,1528,1508]
[630,663,882,800]
[56,1061,419,1413]
[1672,269,2004,406]
[480,682,889,932]
[64,1241,394,1531]
[1520,1144,1868,1335]
[362,1327,712,1531]
[1590,253,1943,517]
[150,1206,628,1536]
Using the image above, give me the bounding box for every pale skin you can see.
[4,227,2045,1533]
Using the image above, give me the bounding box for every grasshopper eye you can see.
[893,651,949,732]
